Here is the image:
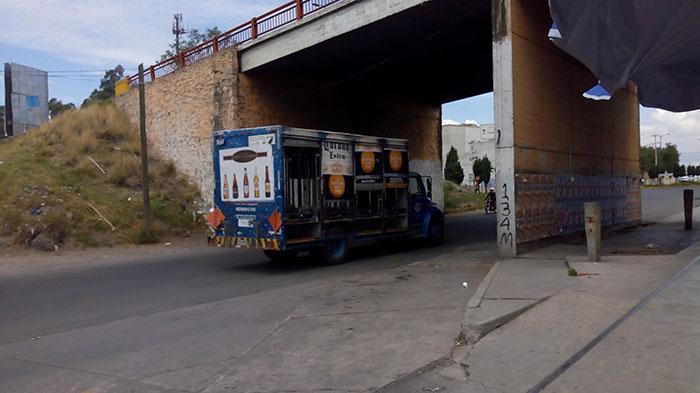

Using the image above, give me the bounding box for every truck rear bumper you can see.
[207,235,280,250]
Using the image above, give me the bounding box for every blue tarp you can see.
[548,0,700,112]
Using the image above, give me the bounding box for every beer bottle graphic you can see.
[232,174,239,199]
[264,166,271,198]
[223,174,230,200]
[243,168,250,198]
[253,168,260,199]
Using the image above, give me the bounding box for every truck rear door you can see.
[212,127,283,250]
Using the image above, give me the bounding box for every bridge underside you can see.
[245,0,493,104]
[116,0,640,256]
[233,0,493,208]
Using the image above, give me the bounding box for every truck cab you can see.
[409,173,444,245]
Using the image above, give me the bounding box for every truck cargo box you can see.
[208,126,441,259]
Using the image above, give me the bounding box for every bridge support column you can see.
[493,0,641,257]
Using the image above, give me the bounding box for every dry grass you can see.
[444,180,486,214]
[0,103,203,249]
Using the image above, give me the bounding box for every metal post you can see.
[212,37,219,52]
[251,17,259,39]
[296,0,304,20]
[138,64,151,236]
[584,202,601,262]
[684,189,693,231]
[178,52,186,68]
[149,65,155,81]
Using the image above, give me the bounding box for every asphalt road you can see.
[641,184,700,221]
[0,185,692,348]
[0,211,496,347]
[0,184,691,347]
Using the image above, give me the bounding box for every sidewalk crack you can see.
[10,357,194,392]
[197,306,301,393]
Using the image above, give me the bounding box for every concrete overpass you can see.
[116,0,641,257]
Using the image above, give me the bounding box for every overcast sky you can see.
[2,1,699,164]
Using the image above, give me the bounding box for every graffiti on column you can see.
[499,182,514,247]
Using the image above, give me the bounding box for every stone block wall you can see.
[116,50,238,203]
[116,47,444,208]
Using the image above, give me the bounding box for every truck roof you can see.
[213,125,408,148]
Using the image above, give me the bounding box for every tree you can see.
[160,27,222,61]
[479,155,492,185]
[472,155,492,187]
[661,143,680,173]
[81,65,124,108]
[444,146,465,184]
[675,164,686,177]
[48,98,76,118]
[689,165,697,176]
[639,146,655,174]
[640,143,680,174]
[648,165,660,179]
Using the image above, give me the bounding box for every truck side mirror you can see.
[425,177,433,199]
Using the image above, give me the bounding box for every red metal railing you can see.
[128,0,343,86]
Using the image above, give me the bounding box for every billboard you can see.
[3,63,49,137]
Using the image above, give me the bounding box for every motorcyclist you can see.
[486,187,496,212]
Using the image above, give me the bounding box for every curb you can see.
[461,296,548,344]
[467,260,501,309]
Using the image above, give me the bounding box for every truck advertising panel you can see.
[218,133,276,203]
[322,139,353,199]
[355,144,383,185]
[384,148,408,189]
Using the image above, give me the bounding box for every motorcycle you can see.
[484,193,497,214]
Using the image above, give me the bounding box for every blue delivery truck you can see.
[207,126,444,264]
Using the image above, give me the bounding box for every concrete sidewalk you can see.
[543,246,700,393]
[380,234,700,393]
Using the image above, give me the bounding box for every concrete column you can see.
[494,0,640,256]
[493,0,517,257]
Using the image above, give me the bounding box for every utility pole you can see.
[172,13,186,53]
[138,64,151,237]
[651,133,670,168]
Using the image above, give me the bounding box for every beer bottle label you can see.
[244,169,249,198]
[223,175,229,200]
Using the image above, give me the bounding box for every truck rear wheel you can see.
[426,217,444,246]
[317,238,348,265]
[263,250,298,263]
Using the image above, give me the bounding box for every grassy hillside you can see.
[0,104,202,250]
[444,180,485,214]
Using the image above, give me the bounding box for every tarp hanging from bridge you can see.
[548,0,700,112]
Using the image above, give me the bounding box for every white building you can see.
[658,172,676,185]
[442,119,495,186]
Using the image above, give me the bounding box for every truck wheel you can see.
[263,250,298,264]
[426,217,444,246]
[319,238,348,265]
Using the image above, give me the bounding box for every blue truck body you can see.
[208,126,443,260]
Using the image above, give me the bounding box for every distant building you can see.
[442,120,495,186]
[3,63,49,137]
[658,172,676,186]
